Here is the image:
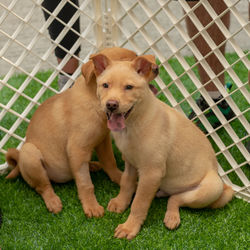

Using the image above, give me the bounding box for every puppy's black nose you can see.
[106,100,119,112]
[152,65,159,75]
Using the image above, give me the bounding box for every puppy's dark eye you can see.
[125,85,133,90]
[103,83,109,88]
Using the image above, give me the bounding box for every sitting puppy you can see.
[91,52,234,239]
[5,47,139,217]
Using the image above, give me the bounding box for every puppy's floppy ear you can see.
[81,61,94,84]
[132,55,159,81]
[90,53,112,76]
[140,55,159,80]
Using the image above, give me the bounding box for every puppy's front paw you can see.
[107,197,127,213]
[164,211,180,230]
[84,204,104,218]
[114,222,141,240]
[44,194,62,214]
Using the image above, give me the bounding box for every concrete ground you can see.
[0,0,249,76]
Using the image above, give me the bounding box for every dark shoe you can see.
[188,92,235,132]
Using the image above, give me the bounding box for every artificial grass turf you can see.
[0,52,249,248]
[0,166,249,249]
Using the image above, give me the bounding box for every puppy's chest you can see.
[112,131,142,167]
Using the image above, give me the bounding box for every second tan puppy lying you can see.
[5,47,139,217]
[91,53,234,239]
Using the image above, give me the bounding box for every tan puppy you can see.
[91,53,234,239]
[5,47,139,217]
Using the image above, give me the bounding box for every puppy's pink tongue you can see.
[149,84,158,95]
[108,113,126,131]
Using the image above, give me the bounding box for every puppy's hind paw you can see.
[164,211,181,230]
[156,189,168,198]
[109,170,122,186]
[89,161,102,172]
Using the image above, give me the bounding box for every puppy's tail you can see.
[210,183,234,209]
[5,148,20,179]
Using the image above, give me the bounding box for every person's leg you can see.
[186,0,229,93]
[57,57,79,75]
[185,0,234,129]
[42,0,81,89]
[57,57,79,90]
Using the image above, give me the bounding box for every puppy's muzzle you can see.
[106,100,119,112]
